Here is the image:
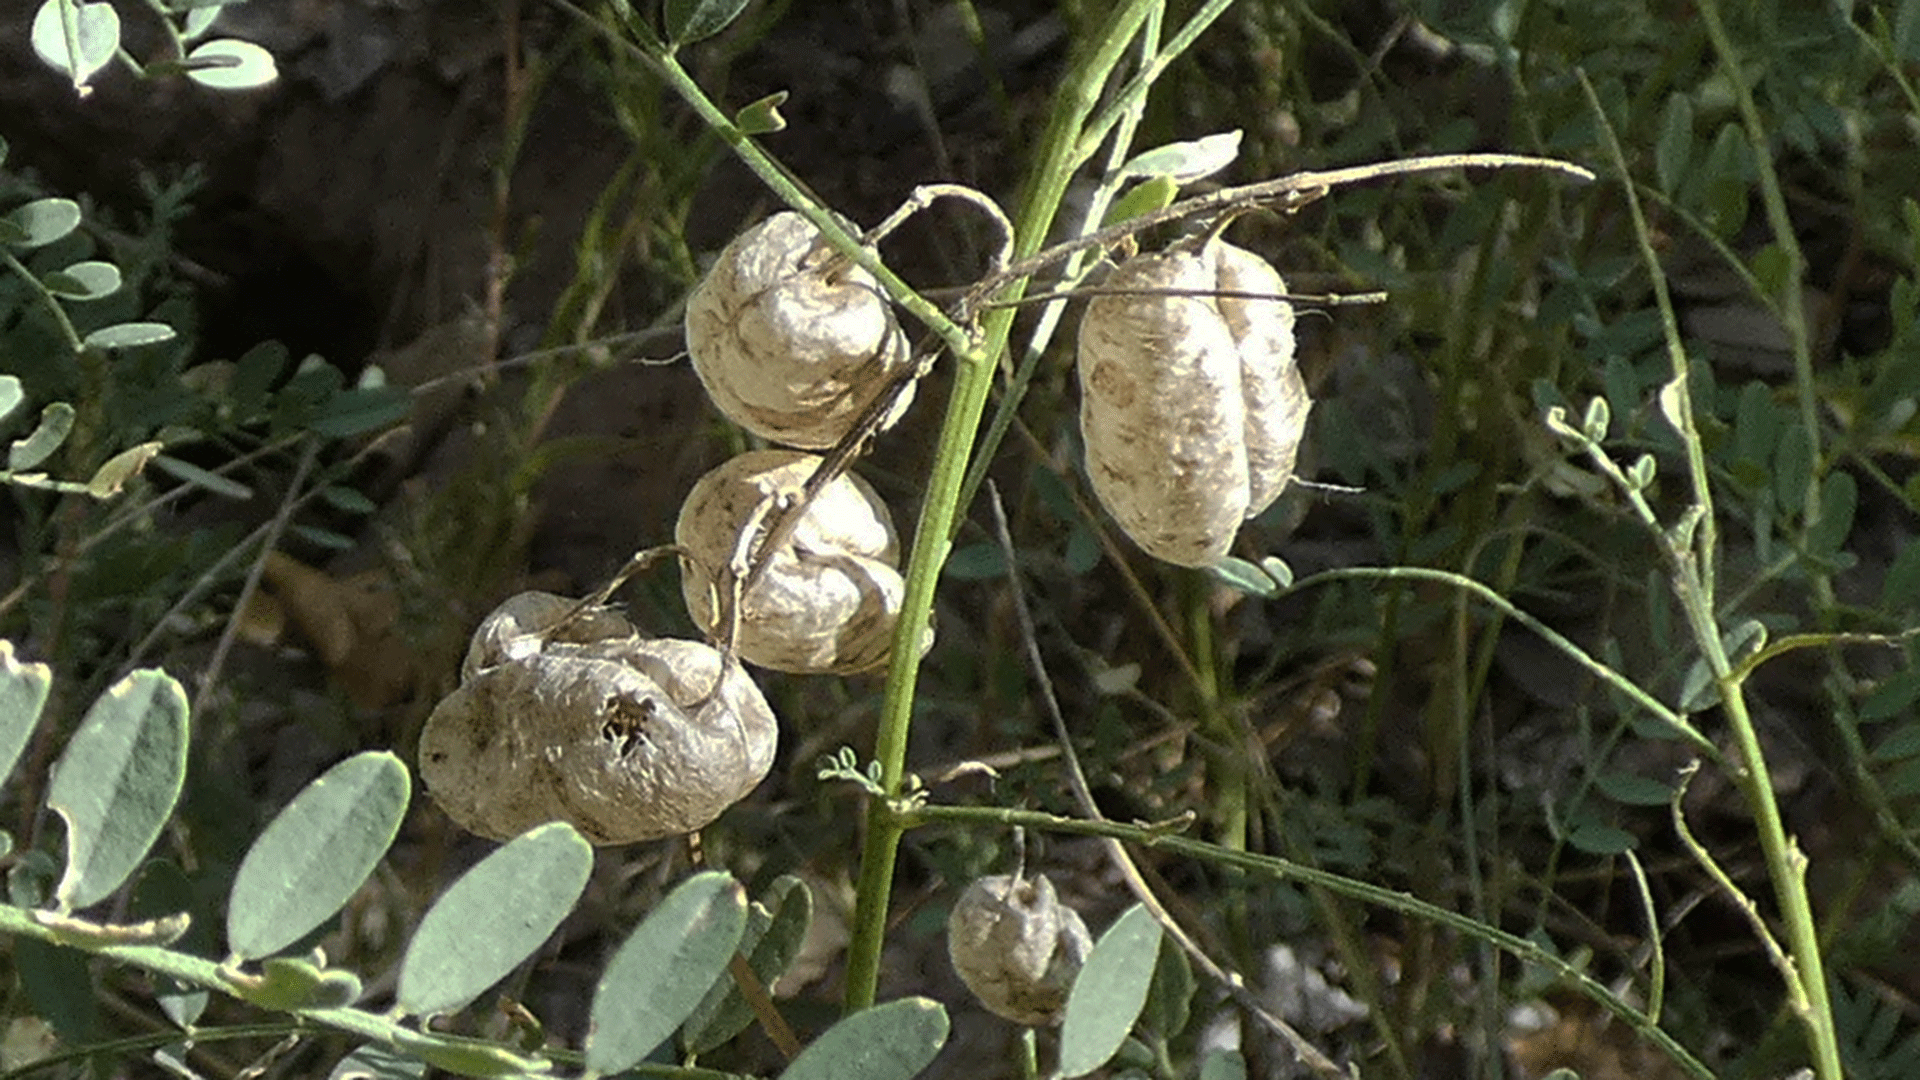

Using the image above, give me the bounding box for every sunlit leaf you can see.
[586,872,747,1074]
[1117,131,1243,183]
[395,823,592,1017]
[48,669,190,910]
[185,38,278,90]
[83,322,178,350]
[3,198,82,249]
[30,0,120,90]
[227,752,410,960]
[42,260,120,300]
[777,998,948,1080]
[1059,905,1162,1077]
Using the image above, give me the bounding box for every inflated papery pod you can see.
[686,211,915,449]
[419,592,777,845]
[677,449,924,675]
[947,873,1093,1026]
[1077,237,1310,567]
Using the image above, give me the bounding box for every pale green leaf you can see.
[43,260,120,300]
[1059,905,1163,1077]
[49,669,191,909]
[682,874,812,1054]
[665,0,751,45]
[9,403,75,472]
[586,871,747,1074]
[84,322,177,350]
[30,0,120,88]
[0,641,53,790]
[777,998,948,1080]
[226,752,410,960]
[396,823,592,1016]
[1118,131,1242,183]
[3,198,81,249]
[185,38,278,90]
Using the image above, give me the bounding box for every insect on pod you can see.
[685,211,916,449]
[947,873,1093,1026]
[418,592,777,845]
[676,449,925,675]
[1076,236,1311,567]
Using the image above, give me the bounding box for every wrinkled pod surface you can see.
[676,449,926,675]
[686,211,915,449]
[947,873,1092,1026]
[419,592,777,844]
[1077,237,1310,567]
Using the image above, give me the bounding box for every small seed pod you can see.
[947,873,1092,1027]
[677,450,923,675]
[419,592,777,845]
[1077,238,1310,567]
[686,211,915,449]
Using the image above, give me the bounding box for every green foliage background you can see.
[1,0,1919,1078]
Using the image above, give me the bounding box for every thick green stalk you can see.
[842,1,1160,1010]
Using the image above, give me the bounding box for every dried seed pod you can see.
[686,211,915,449]
[419,592,777,845]
[676,449,923,675]
[947,873,1092,1026]
[458,590,641,682]
[1077,238,1310,567]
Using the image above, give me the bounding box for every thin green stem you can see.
[548,0,973,357]
[1291,565,1715,755]
[2,249,85,353]
[1577,65,1843,1080]
[1575,70,1720,604]
[895,801,1713,1080]
[844,0,1162,1012]
[1694,0,1823,537]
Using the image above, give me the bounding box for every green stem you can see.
[1576,65,1842,1080]
[2,250,85,354]
[895,801,1712,1080]
[1694,0,1822,541]
[843,0,1160,1011]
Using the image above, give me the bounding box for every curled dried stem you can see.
[968,151,1597,308]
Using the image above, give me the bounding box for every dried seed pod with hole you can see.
[1077,237,1310,567]
[686,211,915,449]
[947,873,1092,1026]
[677,449,927,675]
[419,592,777,845]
